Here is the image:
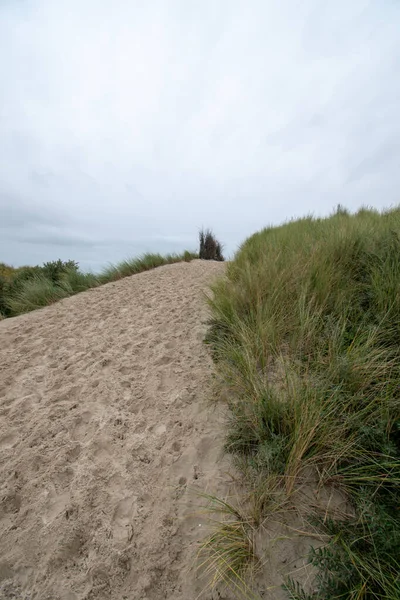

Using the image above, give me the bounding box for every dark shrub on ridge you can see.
[199,229,224,261]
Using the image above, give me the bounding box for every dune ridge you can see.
[0,259,227,600]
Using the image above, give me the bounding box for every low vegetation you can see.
[0,251,197,318]
[204,206,400,598]
[0,227,225,319]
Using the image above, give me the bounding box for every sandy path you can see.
[0,260,228,600]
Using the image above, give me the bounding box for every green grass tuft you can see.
[197,493,259,599]
[6,274,69,315]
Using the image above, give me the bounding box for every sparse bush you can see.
[0,262,17,278]
[42,259,79,283]
[199,229,224,261]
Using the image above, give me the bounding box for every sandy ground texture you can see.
[0,260,232,600]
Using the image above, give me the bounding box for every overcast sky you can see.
[1,1,399,270]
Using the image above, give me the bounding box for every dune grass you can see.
[6,274,69,314]
[197,493,259,598]
[204,206,400,598]
[99,251,197,283]
[0,251,198,318]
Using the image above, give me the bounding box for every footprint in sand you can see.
[157,370,174,393]
[138,326,152,339]
[111,496,138,542]
[155,355,173,366]
[1,492,21,515]
[0,431,18,450]
[66,444,81,462]
[171,441,181,453]
[119,366,131,376]
[69,411,95,441]
[164,340,176,350]
[42,490,70,525]
[133,420,146,434]
[92,439,114,462]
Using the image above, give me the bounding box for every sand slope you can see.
[0,260,228,600]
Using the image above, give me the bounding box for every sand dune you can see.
[0,260,228,600]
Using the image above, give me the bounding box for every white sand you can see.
[0,260,229,600]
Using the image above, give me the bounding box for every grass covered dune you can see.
[204,207,400,598]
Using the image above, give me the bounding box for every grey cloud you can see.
[14,232,100,248]
[346,138,400,184]
[29,170,58,187]
[0,193,63,229]
[0,0,399,269]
